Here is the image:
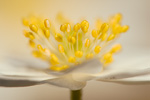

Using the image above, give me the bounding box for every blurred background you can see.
[0,0,150,100]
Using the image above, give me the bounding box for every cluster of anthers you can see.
[22,13,129,72]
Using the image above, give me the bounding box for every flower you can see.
[0,13,149,90]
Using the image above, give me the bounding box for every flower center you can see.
[22,13,129,71]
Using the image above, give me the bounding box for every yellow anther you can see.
[28,32,35,40]
[94,45,101,54]
[73,32,76,37]
[110,44,122,53]
[50,65,69,71]
[37,44,44,52]
[32,51,41,58]
[22,18,29,26]
[114,13,122,23]
[121,25,129,33]
[68,57,76,63]
[86,53,93,59]
[113,24,122,34]
[73,23,81,32]
[101,33,107,41]
[81,20,89,28]
[29,40,35,48]
[75,51,83,58]
[82,26,88,33]
[92,30,98,38]
[44,29,50,38]
[101,23,109,33]
[68,36,76,44]
[55,33,63,42]
[44,48,51,56]
[23,30,30,37]
[29,24,38,33]
[58,44,64,53]
[50,54,59,65]
[85,39,90,47]
[60,24,66,32]
[107,34,115,41]
[103,53,112,60]
[44,19,51,29]
[104,57,113,66]
[66,24,71,33]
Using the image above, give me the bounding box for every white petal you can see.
[0,58,56,87]
[71,59,102,81]
[44,74,86,90]
[101,74,150,84]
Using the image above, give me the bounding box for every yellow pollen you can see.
[110,44,122,53]
[81,20,89,28]
[44,19,51,29]
[101,33,107,41]
[58,44,64,53]
[37,44,44,52]
[29,24,38,33]
[44,29,50,38]
[44,48,51,56]
[66,24,71,33]
[85,39,90,47]
[94,46,101,54]
[68,57,76,63]
[103,53,112,60]
[55,33,63,42]
[22,18,29,26]
[114,13,122,23]
[50,65,69,71]
[24,31,35,40]
[92,29,98,38]
[82,26,88,33]
[100,23,109,33]
[73,23,81,32]
[50,54,59,65]
[75,51,83,58]
[29,40,35,48]
[121,25,129,33]
[60,24,66,32]
[86,53,93,59]
[107,34,115,41]
[68,36,76,44]
[23,30,29,37]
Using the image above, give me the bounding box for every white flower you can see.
[0,13,149,90]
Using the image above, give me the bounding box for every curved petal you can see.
[73,54,150,83]
[0,58,56,87]
[44,74,86,90]
[101,74,150,84]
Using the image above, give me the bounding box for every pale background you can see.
[0,0,150,100]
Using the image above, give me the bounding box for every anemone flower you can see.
[0,13,149,100]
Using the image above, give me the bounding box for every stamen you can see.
[75,51,83,58]
[86,53,93,59]
[68,56,76,63]
[44,29,50,38]
[110,44,122,53]
[23,13,129,71]
[107,34,115,41]
[94,46,101,54]
[58,44,64,53]
[44,19,51,29]
[50,65,69,71]
[85,39,90,47]
[29,24,38,33]
[29,40,35,48]
[55,33,63,42]
[92,30,98,38]
[50,54,59,65]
